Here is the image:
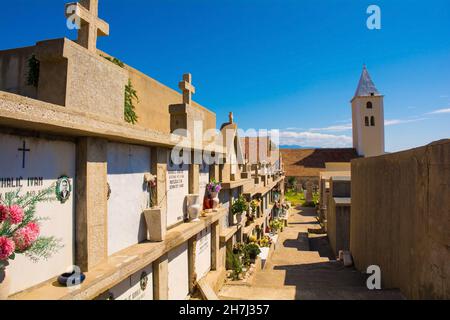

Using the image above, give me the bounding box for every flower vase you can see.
[0,263,10,300]
[235,213,243,224]
[211,192,220,209]
[187,194,201,222]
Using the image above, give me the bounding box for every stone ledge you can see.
[221,178,254,190]
[219,224,241,243]
[243,176,284,197]
[0,91,225,154]
[333,197,351,206]
[243,215,267,236]
[10,207,227,300]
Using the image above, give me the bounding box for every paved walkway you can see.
[219,207,405,300]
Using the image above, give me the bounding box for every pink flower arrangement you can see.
[0,236,15,261]
[13,222,40,252]
[0,204,24,225]
[0,185,61,265]
[0,204,7,223]
[7,204,24,225]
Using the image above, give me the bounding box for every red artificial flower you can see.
[0,236,15,261]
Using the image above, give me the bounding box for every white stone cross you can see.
[65,0,109,53]
[178,73,196,105]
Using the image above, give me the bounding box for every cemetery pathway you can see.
[218,207,405,300]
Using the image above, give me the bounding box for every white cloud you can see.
[309,124,352,132]
[279,130,352,148]
[428,108,450,115]
[284,127,305,131]
[384,118,427,126]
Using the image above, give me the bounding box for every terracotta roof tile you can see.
[280,148,359,177]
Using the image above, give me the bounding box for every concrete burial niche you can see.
[0,133,75,295]
[167,243,189,300]
[195,226,212,280]
[96,263,154,300]
[219,190,230,228]
[327,197,351,257]
[199,162,210,210]
[166,155,190,228]
[107,142,151,255]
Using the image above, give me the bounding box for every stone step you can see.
[220,284,404,300]
[219,285,297,300]
[295,287,405,300]
[268,250,329,266]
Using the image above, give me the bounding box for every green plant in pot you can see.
[231,195,249,224]
[270,219,284,234]
[226,250,242,281]
[244,243,261,261]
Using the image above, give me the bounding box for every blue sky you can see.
[1,0,449,152]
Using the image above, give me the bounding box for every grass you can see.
[285,189,319,207]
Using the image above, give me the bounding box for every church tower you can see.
[351,65,385,157]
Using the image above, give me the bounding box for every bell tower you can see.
[351,65,385,157]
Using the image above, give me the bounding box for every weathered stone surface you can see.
[327,197,351,257]
[144,208,166,242]
[76,137,108,271]
[351,140,450,299]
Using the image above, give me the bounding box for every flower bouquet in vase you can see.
[0,186,62,299]
[206,179,222,210]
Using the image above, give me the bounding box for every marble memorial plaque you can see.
[107,142,151,255]
[199,162,210,209]
[97,264,153,300]
[168,242,189,300]
[219,191,230,228]
[195,226,211,280]
[0,133,75,295]
[166,157,189,227]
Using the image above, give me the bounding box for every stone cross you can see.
[178,73,196,105]
[65,0,110,53]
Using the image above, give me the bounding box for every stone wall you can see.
[327,198,351,257]
[0,46,37,98]
[350,140,450,299]
[126,66,216,134]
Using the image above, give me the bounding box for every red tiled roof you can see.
[280,148,359,177]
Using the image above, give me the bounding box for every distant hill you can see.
[280,145,316,149]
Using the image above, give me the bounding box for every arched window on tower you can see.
[365,116,369,126]
[371,116,375,126]
[367,101,373,109]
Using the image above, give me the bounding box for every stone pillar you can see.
[150,147,168,213]
[75,137,108,271]
[153,254,169,300]
[221,163,231,183]
[209,164,220,181]
[211,221,220,270]
[188,236,198,294]
[189,151,200,194]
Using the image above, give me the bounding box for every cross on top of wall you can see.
[178,73,196,105]
[65,0,109,53]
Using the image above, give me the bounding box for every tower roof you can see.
[353,65,380,98]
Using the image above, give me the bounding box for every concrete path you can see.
[219,207,405,300]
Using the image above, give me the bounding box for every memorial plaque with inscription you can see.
[0,133,75,295]
[166,157,189,227]
[195,226,211,280]
[168,242,189,300]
